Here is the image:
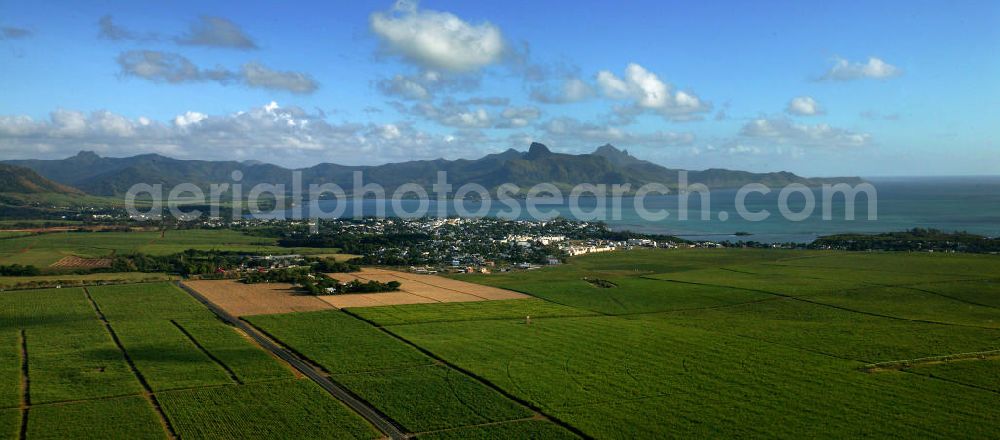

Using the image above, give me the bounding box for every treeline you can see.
[242,266,399,295]
[811,228,1000,253]
[111,250,252,276]
[0,264,41,276]
[109,250,360,276]
[277,232,431,256]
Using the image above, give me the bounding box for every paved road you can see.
[176,282,408,440]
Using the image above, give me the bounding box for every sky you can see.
[0,0,997,176]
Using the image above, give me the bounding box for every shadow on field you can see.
[0,312,95,331]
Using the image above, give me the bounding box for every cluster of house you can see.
[560,238,679,257]
[501,234,568,247]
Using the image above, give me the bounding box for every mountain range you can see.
[3,143,863,197]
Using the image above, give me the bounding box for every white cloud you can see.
[786,96,823,116]
[173,111,208,127]
[740,118,870,148]
[497,106,541,128]
[821,56,901,81]
[596,63,710,121]
[0,103,489,165]
[370,0,505,72]
[539,117,695,148]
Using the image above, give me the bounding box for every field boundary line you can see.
[83,287,178,440]
[175,282,408,440]
[762,261,1000,282]
[896,368,1000,396]
[18,330,28,440]
[724,265,1000,310]
[861,350,1000,372]
[227,326,303,379]
[641,277,1000,331]
[0,278,177,293]
[358,312,602,328]
[169,320,242,385]
[897,286,1000,311]
[342,308,593,440]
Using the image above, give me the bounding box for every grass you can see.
[169,318,292,383]
[334,365,532,433]
[909,279,1000,308]
[0,409,16,439]
[0,332,19,409]
[0,288,140,403]
[88,283,294,390]
[2,282,382,439]
[249,309,544,433]
[908,358,1000,392]
[0,228,334,269]
[246,310,432,374]
[345,248,1000,438]
[0,273,176,290]
[414,420,578,439]
[25,396,165,439]
[158,379,378,439]
[4,247,1000,437]
[347,299,596,326]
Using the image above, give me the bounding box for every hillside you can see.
[5,143,864,196]
[0,163,84,195]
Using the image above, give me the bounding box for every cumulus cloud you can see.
[496,106,541,128]
[0,102,484,165]
[176,16,257,49]
[540,117,695,148]
[370,0,505,72]
[530,78,594,104]
[117,50,317,94]
[595,63,710,121]
[395,100,493,128]
[821,56,901,81]
[785,96,823,116]
[375,70,479,100]
[740,118,870,148]
[394,99,539,130]
[1,27,32,39]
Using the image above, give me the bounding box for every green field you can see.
[0,283,378,439]
[0,272,176,290]
[2,248,999,438]
[247,310,559,435]
[0,228,331,269]
[158,380,377,439]
[350,248,1000,438]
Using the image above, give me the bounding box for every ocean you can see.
[265,176,1000,243]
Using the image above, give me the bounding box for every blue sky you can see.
[0,0,997,176]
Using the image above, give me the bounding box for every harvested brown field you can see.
[182,280,334,316]
[319,268,529,309]
[183,269,529,316]
[50,255,113,269]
